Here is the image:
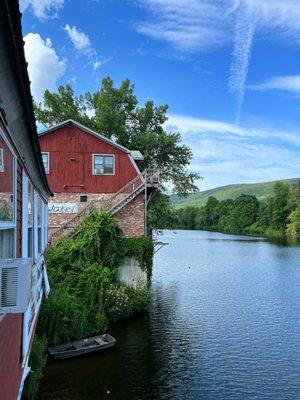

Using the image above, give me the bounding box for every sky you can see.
[20,0,300,191]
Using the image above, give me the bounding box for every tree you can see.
[195,196,219,230]
[272,182,290,231]
[286,209,300,239]
[34,78,200,197]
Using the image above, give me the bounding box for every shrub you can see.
[22,336,47,399]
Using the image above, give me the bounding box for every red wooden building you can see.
[0,2,52,398]
[39,120,159,238]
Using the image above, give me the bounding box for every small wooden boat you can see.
[48,334,116,360]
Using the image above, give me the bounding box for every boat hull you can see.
[48,334,116,360]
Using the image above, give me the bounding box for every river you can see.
[37,230,300,400]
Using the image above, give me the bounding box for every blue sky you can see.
[21,0,300,190]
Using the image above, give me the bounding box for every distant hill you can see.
[171,178,300,209]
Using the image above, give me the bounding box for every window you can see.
[93,154,115,175]
[42,152,49,174]
[27,181,34,257]
[80,195,88,203]
[0,129,16,259]
[0,148,3,172]
[37,196,42,255]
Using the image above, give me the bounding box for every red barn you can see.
[39,120,159,238]
[0,1,52,399]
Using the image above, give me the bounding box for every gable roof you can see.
[39,119,131,153]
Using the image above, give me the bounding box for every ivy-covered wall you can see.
[23,211,154,399]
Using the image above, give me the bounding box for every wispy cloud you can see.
[64,24,107,70]
[20,0,64,20]
[229,1,257,123]
[248,75,300,95]
[24,33,66,101]
[167,113,300,190]
[134,1,300,119]
[135,0,230,53]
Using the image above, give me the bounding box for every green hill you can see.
[171,178,300,208]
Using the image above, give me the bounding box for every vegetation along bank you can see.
[163,182,300,240]
[23,212,154,399]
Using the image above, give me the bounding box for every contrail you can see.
[229,0,257,123]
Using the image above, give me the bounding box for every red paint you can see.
[0,135,14,193]
[39,123,139,194]
[0,314,23,400]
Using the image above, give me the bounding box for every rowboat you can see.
[48,334,116,360]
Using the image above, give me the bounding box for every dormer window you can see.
[42,152,49,174]
[93,154,115,175]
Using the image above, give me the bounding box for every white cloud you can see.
[167,113,300,190]
[64,24,104,70]
[24,33,66,101]
[20,0,64,20]
[64,24,92,54]
[135,1,300,117]
[248,75,300,94]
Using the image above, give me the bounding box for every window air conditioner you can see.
[0,259,32,313]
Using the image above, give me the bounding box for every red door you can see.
[66,153,85,193]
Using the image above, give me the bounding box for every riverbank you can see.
[164,182,300,240]
[23,212,154,399]
[37,230,300,400]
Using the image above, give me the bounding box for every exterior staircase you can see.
[50,169,159,240]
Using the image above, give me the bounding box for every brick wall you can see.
[114,191,145,237]
[0,314,23,400]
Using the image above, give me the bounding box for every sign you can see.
[48,203,78,214]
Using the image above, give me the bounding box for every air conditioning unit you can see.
[0,259,32,314]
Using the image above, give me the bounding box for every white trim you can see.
[0,148,4,172]
[22,172,29,258]
[33,191,39,259]
[92,154,115,175]
[39,119,130,153]
[128,153,142,175]
[0,128,17,258]
[41,152,50,174]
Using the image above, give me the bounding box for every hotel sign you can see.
[48,203,78,214]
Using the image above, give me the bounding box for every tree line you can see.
[160,182,300,239]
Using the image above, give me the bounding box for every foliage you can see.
[104,284,151,321]
[34,78,200,197]
[171,178,300,209]
[22,336,47,400]
[164,183,300,239]
[39,212,154,347]
[124,236,154,275]
[286,209,300,239]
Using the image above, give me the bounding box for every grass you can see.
[171,178,300,209]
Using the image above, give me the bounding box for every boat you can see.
[48,334,116,360]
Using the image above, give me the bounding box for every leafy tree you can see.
[286,209,300,239]
[272,182,290,231]
[34,78,200,197]
[196,196,219,230]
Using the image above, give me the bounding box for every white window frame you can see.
[0,128,17,257]
[41,152,49,174]
[0,148,4,172]
[92,154,115,176]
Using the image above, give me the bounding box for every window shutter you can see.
[0,259,32,313]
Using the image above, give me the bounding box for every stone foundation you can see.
[114,192,145,237]
[119,256,147,288]
[48,191,145,238]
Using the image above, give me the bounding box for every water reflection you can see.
[38,230,300,400]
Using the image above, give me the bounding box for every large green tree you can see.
[35,78,199,197]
